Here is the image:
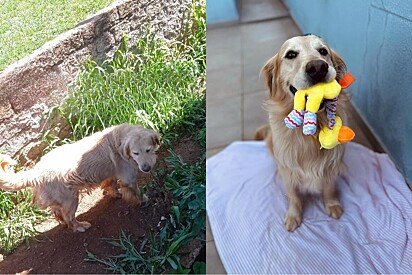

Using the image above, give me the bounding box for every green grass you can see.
[0,0,113,71]
[164,150,206,238]
[63,34,205,144]
[0,189,48,254]
[60,1,205,143]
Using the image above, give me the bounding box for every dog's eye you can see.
[133,152,139,156]
[146,149,150,153]
[285,50,298,59]
[319,48,328,56]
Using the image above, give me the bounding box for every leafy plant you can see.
[0,189,48,254]
[86,149,206,274]
[62,32,205,144]
[164,150,206,236]
[192,261,206,274]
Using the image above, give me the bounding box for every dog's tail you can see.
[0,154,37,191]
[254,125,274,156]
[254,124,271,140]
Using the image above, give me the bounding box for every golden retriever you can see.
[0,123,160,232]
[257,35,349,231]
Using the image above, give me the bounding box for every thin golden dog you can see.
[257,35,350,231]
[0,123,160,232]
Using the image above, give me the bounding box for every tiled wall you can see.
[283,0,412,184]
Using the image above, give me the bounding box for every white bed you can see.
[207,141,412,274]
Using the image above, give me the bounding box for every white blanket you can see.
[207,141,412,274]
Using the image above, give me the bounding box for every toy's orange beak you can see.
[339,73,356,89]
[1,162,11,172]
[338,126,355,144]
[0,156,16,172]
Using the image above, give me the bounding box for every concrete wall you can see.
[283,0,412,184]
[0,0,191,166]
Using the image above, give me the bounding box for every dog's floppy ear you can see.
[261,54,278,97]
[123,143,131,160]
[150,133,161,150]
[330,49,347,82]
[120,137,131,160]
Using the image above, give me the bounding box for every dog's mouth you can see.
[289,85,325,112]
[289,85,298,95]
[139,166,151,173]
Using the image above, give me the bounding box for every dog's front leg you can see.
[118,181,149,206]
[101,178,121,199]
[323,181,343,219]
[284,185,303,232]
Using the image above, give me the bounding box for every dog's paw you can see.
[111,189,122,199]
[103,189,122,199]
[284,214,302,232]
[140,194,150,208]
[326,203,343,219]
[73,221,91,232]
[142,194,149,203]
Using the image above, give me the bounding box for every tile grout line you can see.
[240,14,291,25]
[239,0,245,140]
[240,15,245,140]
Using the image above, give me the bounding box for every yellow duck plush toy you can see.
[294,80,341,113]
[284,73,356,149]
[318,116,355,149]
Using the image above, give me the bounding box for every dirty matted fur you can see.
[0,123,160,232]
[257,35,350,231]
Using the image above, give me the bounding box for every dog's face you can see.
[122,128,160,173]
[262,35,346,101]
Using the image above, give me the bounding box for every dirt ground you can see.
[0,139,204,274]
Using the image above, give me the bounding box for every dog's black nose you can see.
[306,60,329,83]
[141,164,151,172]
